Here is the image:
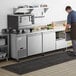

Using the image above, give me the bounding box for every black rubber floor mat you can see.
[2,51,76,75]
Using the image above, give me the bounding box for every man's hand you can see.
[63,24,71,32]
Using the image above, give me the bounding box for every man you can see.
[65,6,76,56]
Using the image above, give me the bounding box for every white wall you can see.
[0,0,76,31]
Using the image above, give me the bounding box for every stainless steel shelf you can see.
[0,34,9,61]
[0,45,8,48]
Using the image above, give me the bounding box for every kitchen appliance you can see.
[11,34,27,61]
[28,32,42,56]
[42,31,55,52]
[56,31,67,49]
[7,14,34,30]
[13,5,48,18]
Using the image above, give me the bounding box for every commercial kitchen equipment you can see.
[11,34,27,61]
[56,31,67,49]
[42,30,56,52]
[27,32,42,56]
[7,14,34,30]
[13,4,48,18]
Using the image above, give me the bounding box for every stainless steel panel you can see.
[16,35,26,51]
[28,33,42,56]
